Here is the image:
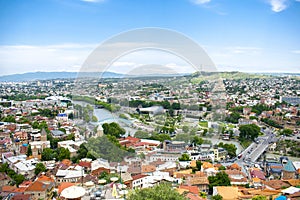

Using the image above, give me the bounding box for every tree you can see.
[280,129,293,136]
[239,124,260,141]
[150,133,171,142]
[68,112,74,120]
[218,142,237,158]
[252,195,267,200]
[193,136,204,145]
[178,153,191,161]
[66,133,75,141]
[212,194,223,200]
[225,112,242,124]
[208,171,231,194]
[92,115,98,122]
[35,163,46,175]
[41,148,55,161]
[218,165,226,170]
[84,136,135,162]
[57,147,70,161]
[127,183,187,200]
[134,130,150,139]
[182,125,189,133]
[27,145,32,157]
[102,122,126,138]
[13,174,25,186]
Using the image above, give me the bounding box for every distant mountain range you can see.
[0,71,124,82]
[0,71,191,82]
[0,71,299,82]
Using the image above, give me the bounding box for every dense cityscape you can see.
[0,72,299,200]
[1,0,300,199]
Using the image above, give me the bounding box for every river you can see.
[73,101,137,136]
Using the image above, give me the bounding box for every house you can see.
[282,160,296,180]
[141,165,156,175]
[14,131,28,142]
[250,168,266,180]
[263,179,290,190]
[57,140,79,158]
[119,136,140,148]
[185,176,209,193]
[78,158,92,172]
[147,151,181,162]
[25,180,54,200]
[50,130,65,138]
[225,170,248,185]
[201,162,217,176]
[213,186,239,200]
[121,172,133,188]
[30,129,50,159]
[91,158,111,176]
[0,172,11,187]
[131,174,148,189]
[178,185,199,195]
[250,168,266,188]
[56,166,85,183]
[11,194,31,200]
[267,162,283,178]
[213,147,227,161]
[227,163,241,171]
[163,140,186,152]
[6,155,37,178]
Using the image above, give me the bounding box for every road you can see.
[221,128,277,177]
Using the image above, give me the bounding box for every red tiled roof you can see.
[2,186,17,192]
[179,185,199,194]
[61,159,72,166]
[134,142,158,147]
[19,181,33,188]
[13,187,27,193]
[37,175,54,183]
[186,193,204,200]
[26,181,52,192]
[58,182,75,194]
[132,174,148,181]
[11,194,31,200]
[79,161,92,168]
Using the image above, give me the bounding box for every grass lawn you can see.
[199,121,208,128]
[240,140,252,149]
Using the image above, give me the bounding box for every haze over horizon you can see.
[1,0,300,76]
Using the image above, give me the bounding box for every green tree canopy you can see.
[57,147,70,161]
[218,142,237,157]
[208,171,231,193]
[212,194,223,200]
[182,125,189,133]
[178,153,191,161]
[127,183,188,200]
[27,144,32,157]
[251,195,267,200]
[35,163,47,175]
[239,124,260,141]
[41,148,56,161]
[280,128,293,136]
[102,122,126,138]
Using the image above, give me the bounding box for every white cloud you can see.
[0,44,97,76]
[191,0,211,5]
[268,0,288,12]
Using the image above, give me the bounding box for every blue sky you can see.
[0,0,299,75]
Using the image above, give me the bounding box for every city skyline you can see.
[0,0,300,75]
